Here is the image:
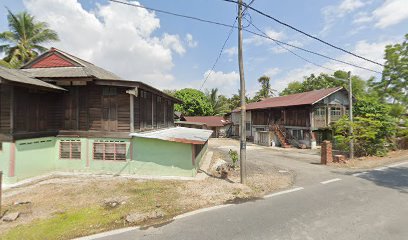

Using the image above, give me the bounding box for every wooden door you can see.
[102,87,118,131]
[64,88,78,130]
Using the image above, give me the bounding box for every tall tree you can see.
[0,9,59,68]
[370,34,408,108]
[174,88,213,116]
[205,88,231,116]
[253,75,276,102]
[280,70,367,98]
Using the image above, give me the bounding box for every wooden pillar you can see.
[309,107,314,128]
[327,105,331,125]
[10,86,14,134]
[129,94,134,132]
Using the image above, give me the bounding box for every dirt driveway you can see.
[210,138,339,186]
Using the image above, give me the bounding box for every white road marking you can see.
[352,171,368,177]
[174,204,234,220]
[320,178,342,184]
[387,161,408,168]
[374,166,388,171]
[264,187,304,198]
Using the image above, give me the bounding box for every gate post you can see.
[321,141,333,165]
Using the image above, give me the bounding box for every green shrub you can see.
[228,149,239,168]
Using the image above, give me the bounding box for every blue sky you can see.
[1,0,407,96]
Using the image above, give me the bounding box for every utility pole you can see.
[348,71,354,159]
[238,0,247,184]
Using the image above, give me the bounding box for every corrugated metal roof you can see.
[233,87,343,112]
[22,67,90,78]
[183,116,231,127]
[22,48,122,80]
[0,66,65,91]
[130,127,213,144]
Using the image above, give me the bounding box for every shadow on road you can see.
[355,167,408,193]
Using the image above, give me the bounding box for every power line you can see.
[246,19,336,72]
[108,0,233,28]
[199,0,255,90]
[221,0,385,67]
[199,18,237,90]
[243,28,382,74]
[108,0,381,74]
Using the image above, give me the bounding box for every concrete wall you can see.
[1,136,206,184]
[131,137,195,177]
[13,137,57,182]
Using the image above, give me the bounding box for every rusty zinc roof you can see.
[183,116,231,127]
[233,87,343,112]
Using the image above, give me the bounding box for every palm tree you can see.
[0,9,59,68]
[205,88,231,115]
[253,75,277,101]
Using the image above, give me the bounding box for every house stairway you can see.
[270,124,292,148]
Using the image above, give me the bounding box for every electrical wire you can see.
[243,28,382,74]
[221,0,385,67]
[108,0,381,74]
[199,18,237,90]
[246,19,336,72]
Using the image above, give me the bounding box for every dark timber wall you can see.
[0,82,176,141]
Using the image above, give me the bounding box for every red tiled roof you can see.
[234,87,343,112]
[183,116,230,127]
[30,52,76,68]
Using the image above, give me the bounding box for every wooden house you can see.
[0,48,211,184]
[231,87,351,148]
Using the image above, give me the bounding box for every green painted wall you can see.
[131,137,194,177]
[13,137,56,183]
[1,135,208,184]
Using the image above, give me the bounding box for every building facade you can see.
[230,87,351,148]
[0,48,211,184]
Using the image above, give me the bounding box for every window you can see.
[93,142,126,161]
[330,107,342,116]
[60,141,81,159]
[314,107,326,116]
[292,130,303,140]
[245,122,251,130]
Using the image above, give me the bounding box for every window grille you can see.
[93,142,126,161]
[60,141,81,159]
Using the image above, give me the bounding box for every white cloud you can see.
[353,11,373,24]
[270,40,304,54]
[338,0,366,13]
[185,33,198,48]
[273,39,395,92]
[200,70,239,96]
[352,0,408,29]
[244,28,285,46]
[372,0,408,28]
[162,33,185,55]
[264,67,281,78]
[224,46,237,57]
[320,0,370,35]
[23,0,186,89]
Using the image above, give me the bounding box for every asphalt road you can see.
[89,145,408,240]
